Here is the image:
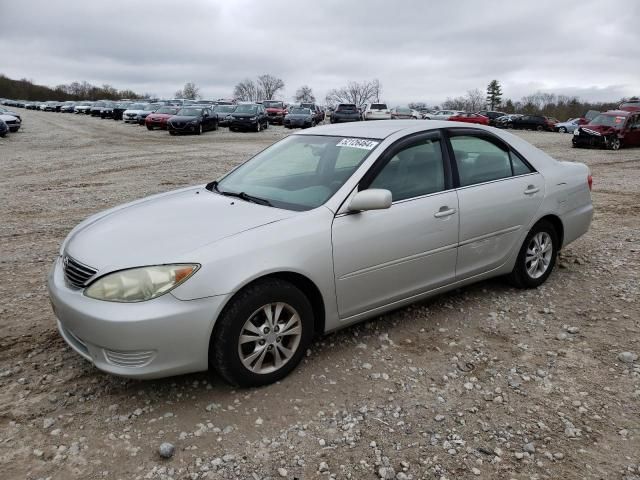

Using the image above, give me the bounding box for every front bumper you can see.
[572,133,608,148]
[229,119,258,129]
[47,257,227,379]
[146,119,168,129]
[332,115,361,123]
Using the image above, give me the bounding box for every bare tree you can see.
[175,82,200,100]
[257,74,285,100]
[294,85,315,103]
[325,79,383,108]
[233,79,261,102]
[442,89,485,111]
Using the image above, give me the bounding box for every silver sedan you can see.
[48,121,593,386]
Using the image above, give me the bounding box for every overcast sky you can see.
[1,0,638,106]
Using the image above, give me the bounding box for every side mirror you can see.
[348,189,392,212]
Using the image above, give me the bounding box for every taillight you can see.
[588,174,593,191]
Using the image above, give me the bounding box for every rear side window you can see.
[451,135,532,187]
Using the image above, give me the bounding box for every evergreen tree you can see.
[486,80,503,110]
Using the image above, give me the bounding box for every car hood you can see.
[64,187,294,271]
[579,124,619,135]
[0,114,19,122]
[123,109,145,115]
[147,113,173,120]
[231,113,257,119]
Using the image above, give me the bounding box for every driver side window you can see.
[369,137,445,202]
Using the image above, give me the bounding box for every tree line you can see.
[0,75,144,101]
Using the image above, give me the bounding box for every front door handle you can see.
[524,185,540,195]
[434,207,457,218]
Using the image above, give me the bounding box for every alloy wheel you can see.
[525,232,553,279]
[237,302,302,375]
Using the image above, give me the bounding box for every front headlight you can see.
[249,116,257,121]
[573,129,580,136]
[85,264,199,302]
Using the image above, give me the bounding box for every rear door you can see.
[446,129,544,279]
[625,114,640,146]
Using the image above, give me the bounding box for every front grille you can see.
[63,255,97,289]
[104,349,155,368]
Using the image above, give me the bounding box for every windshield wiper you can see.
[205,181,272,206]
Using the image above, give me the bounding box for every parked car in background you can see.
[74,102,93,114]
[554,118,588,133]
[0,118,8,137]
[262,100,287,125]
[619,100,640,112]
[284,107,316,128]
[0,114,21,132]
[137,103,162,125]
[99,101,117,119]
[423,110,464,120]
[573,110,640,150]
[364,103,391,120]
[145,106,180,130]
[44,101,61,112]
[59,101,76,113]
[167,106,219,135]
[123,103,150,124]
[0,106,22,122]
[476,110,507,126]
[390,106,419,119]
[213,105,236,127]
[330,104,362,123]
[494,114,523,128]
[24,101,39,110]
[447,112,489,125]
[112,102,131,120]
[90,101,108,117]
[299,103,325,124]
[228,103,269,132]
[509,115,557,131]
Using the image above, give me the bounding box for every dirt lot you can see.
[0,109,638,480]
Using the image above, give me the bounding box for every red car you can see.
[447,112,490,125]
[145,106,180,130]
[262,100,287,125]
[572,110,640,150]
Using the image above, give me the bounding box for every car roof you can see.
[601,110,631,116]
[296,120,463,139]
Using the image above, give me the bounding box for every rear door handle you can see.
[434,207,457,218]
[524,185,540,195]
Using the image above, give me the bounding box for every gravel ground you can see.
[0,109,639,480]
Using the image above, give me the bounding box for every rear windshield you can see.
[263,101,284,108]
[290,108,311,115]
[337,104,357,111]
[370,104,387,110]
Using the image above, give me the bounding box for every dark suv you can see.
[572,110,640,150]
[477,110,507,126]
[228,104,269,132]
[510,115,557,131]
[330,104,361,123]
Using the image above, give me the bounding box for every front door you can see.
[332,132,459,320]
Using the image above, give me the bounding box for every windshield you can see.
[263,101,283,108]
[215,105,236,113]
[300,103,315,109]
[177,108,202,116]
[396,107,411,114]
[216,135,378,211]
[235,104,258,114]
[128,103,146,110]
[589,114,627,128]
[289,108,311,115]
[156,106,179,114]
[143,103,160,111]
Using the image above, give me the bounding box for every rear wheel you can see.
[536,125,544,131]
[507,220,558,288]
[169,131,177,136]
[210,279,314,387]
[507,123,514,129]
[146,125,153,131]
[196,123,202,135]
[559,127,567,133]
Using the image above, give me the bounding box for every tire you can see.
[256,121,262,132]
[146,125,153,131]
[559,127,567,133]
[608,135,621,150]
[169,131,177,136]
[507,220,558,289]
[213,120,218,131]
[196,123,202,135]
[507,123,514,129]
[210,279,314,387]
[536,125,544,131]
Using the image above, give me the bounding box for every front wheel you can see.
[507,220,558,288]
[210,279,314,387]
[146,125,153,131]
[196,123,202,135]
[536,125,544,131]
[608,135,621,150]
[559,127,567,133]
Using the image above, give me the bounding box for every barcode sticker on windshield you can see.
[336,138,379,150]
